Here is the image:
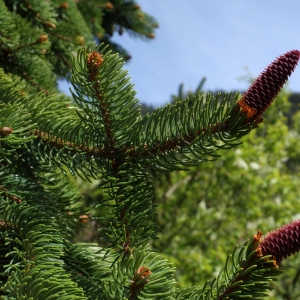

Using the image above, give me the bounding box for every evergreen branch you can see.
[0,166,85,232]
[70,43,141,148]
[176,235,283,300]
[0,186,22,204]
[0,203,86,299]
[1,0,300,297]
[51,43,73,71]
[2,13,50,54]
[55,0,92,43]
[27,93,103,179]
[17,66,51,95]
[127,50,300,171]
[24,46,250,176]
[0,0,17,46]
[34,130,105,158]
[128,93,251,171]
[110,245,176,299]
[29,137,98,180]
[6,38,44,52]
[98,163,156,259]
[102,1,158,39]
[86,50,115,149]
[64,242,111,279]
[0,52,55,96]
[0,85,35,164]
[50,32,73,43]
[29,93,244,174]
[22,0,57,27]
[63,242,111,298]
[39,45,249,174]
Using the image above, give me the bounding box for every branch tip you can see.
[87,52,103,69]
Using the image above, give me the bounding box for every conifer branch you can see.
[0,202,86,299]
[51,45,73,71]
[34,130,104,157]
[2,0,300,296]
[0,186,22,203]
[32,48,300,174]
[178,234,283,300]
[23,0,56,27]
[18,67,50,95]
[0,49,51,95]
[86,51,116,149]
[50,32,73,43]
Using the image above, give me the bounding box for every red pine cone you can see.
[260,219,300,264]
[239,50,300,121]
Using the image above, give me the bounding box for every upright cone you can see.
[238,50,300,121]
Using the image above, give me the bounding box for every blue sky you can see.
[58,0,300,107]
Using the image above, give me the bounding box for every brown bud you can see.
[131,266,151,289]
[87,52,103,69]
[105,2,114,9]
[0,127,13,137]
[253,229,263,244]
[45,22,56,30]
[38,34,48,43]
[60,2,69,9]
[79,215,89,223]
[147,33,155,39]
[75,36,85,45]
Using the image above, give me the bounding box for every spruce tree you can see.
[1,1,300,299]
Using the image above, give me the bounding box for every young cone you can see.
[238,50,300,121]
[259,220,300,265]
